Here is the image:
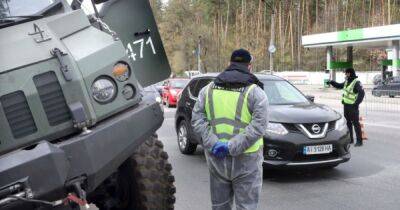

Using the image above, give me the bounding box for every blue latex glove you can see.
[212,142,229,158]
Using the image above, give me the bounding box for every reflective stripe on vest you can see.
[342,79,358,105]
[205,83,263,154]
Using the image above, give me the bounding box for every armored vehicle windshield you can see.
[0,0,60,27]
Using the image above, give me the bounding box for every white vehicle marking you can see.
[133,38,145,59]
[146,37,156,55]
[126,43,137,61]
[126,37,157,61]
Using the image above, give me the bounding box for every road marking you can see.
[364,122,400,130]
[163,108,176,113]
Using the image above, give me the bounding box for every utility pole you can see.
[264,0,276,73]
[269,12,275,72]
[197,36,202,74]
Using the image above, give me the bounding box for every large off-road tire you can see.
[177,120,197,154]
[92,135,176,210]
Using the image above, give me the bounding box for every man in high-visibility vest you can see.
[192,49,268,210]
[328,68,365,147]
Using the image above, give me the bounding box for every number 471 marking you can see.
[126,37,156,61]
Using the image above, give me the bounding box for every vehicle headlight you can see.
[91,77,117,104]
[112,62,130,82]
[266,123,288,135]
[335,116,347,131]
[156,96,162,103]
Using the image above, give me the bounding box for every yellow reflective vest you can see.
[342,79,358,105]
[205,83,263,154]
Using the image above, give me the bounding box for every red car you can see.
[162,79,189,107]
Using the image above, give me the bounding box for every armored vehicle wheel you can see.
[91,135,176,210]
[177,120,197,154]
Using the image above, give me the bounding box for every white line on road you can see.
[364,122,400,130]
[163,108,176,113]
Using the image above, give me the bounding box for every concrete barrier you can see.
[273,71,380,85]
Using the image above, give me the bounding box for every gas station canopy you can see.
[302,24,400,78]
[302,24,400,49]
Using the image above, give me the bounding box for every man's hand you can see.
[212,142,229,158]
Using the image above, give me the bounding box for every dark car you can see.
[175,74,351,169]
[154,81,164,96]
[372,76,400,98]
[143,85,163,106]
[373,74,383,85]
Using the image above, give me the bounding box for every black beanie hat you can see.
[345,68,356,77]
[230,49,252,64]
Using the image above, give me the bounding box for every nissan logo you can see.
[311,124,321,134]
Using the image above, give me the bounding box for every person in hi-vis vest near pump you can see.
[192,49,269,210]
[327,68,365,147]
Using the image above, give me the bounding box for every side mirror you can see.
[306,95,315,102]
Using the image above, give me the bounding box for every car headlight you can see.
[156,96,162,103]
[91,77,117,104]
[335,116,347,131]
[266,123,288,135]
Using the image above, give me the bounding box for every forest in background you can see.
[150,0,400,74]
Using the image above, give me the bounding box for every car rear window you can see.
[170,80,188,88]
[192,78,213,97]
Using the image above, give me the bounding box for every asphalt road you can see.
[90,95,400,210]
[160,105,400,210]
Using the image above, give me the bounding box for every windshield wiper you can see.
[0,15,44,24]
[1,15,44,19]
[0,19,14,23]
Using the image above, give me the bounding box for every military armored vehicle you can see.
[0,0,175,209]
[372,76,400,98]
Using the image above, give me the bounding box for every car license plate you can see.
[303,144,333,155]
